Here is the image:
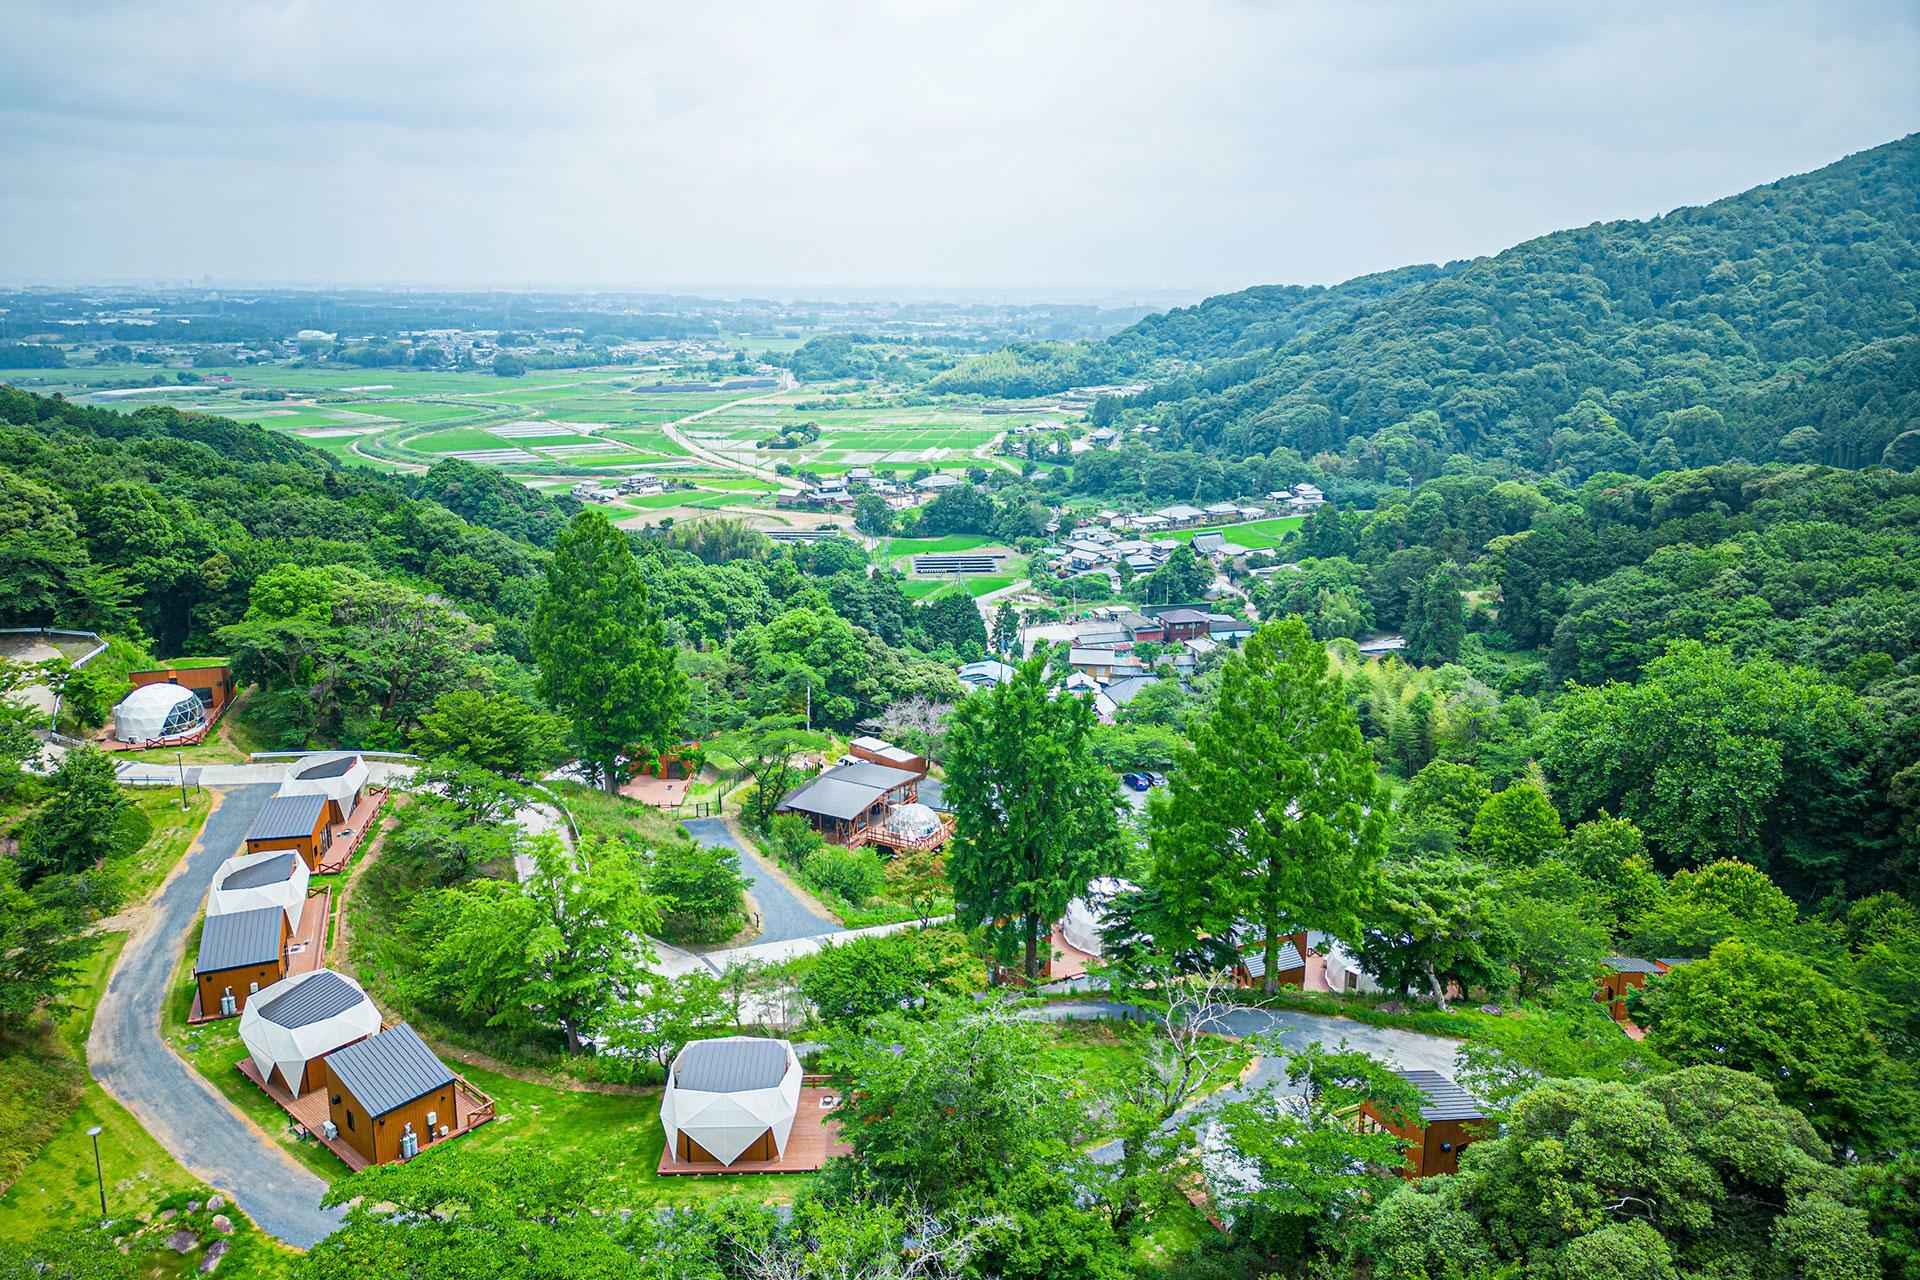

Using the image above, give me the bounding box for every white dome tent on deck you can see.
[111,682,207,743]
[238,969,382,1097]
[206,848,311,933]
[660,1037,803,1166]
[277,752,369,823]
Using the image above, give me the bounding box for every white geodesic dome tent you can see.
[111,683,207,743]
[660,1037,803,1166]
[277,752,369,817]
[1060,876,1138,958]
[238,969,382,1097]
[880,802,941,843]
[207,848,310,932]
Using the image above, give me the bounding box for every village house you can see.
[774,738,951,853]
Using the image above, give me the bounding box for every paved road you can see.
[1026,1000,1465,1162]
[682,817,838,944]
[89,784,347,1247]
[656,379,807,492]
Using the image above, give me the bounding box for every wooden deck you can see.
[186,888,332,1024]
[657,1087,852,1175]
[314,787,388,874]
[238,1055,494,1173]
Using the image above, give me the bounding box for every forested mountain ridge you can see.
[1101,263,1451,370]
[1104,134,1920,482]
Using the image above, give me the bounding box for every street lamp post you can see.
[87,1125,106,1221]
[176,750,188,810]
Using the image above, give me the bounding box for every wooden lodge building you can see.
[194,905,290,1019]
[322,1023,462,1167]
[774,737,952,853]
[244,793,333,871]
[1355,1069,1491,1179]
[1233,930,1309,990]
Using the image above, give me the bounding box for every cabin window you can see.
[345,1110,355,1131]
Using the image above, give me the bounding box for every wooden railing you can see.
[848,811,956,854]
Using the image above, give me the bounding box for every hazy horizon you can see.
[3,1,1915,298]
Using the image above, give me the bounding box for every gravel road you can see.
[682,817,839,944]
[1025,1000,1466,1162]
[88,784,347,1247]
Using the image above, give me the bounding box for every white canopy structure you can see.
[111,683,207,743]
[880,802,941,843]
[277,753,369,820]
[660,1037,803,1166]
[238,969,381,1096]
[1060,876,1138,958]
[207,848,310,933]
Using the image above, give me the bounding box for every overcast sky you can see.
[1,1,1915,300]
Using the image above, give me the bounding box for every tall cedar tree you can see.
[1151,618,1387,991]
[532,511,685,792]
[945,655,1120,981]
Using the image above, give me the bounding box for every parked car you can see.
[1145,771,1168,787]
[1122,772,1152,791]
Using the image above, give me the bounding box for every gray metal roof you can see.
[195,906,283,974]
[255,971,368,1029]
[1239,939,1305,979]
[827,760,920,791]
[778,776,885,821]
[324,1022,455,1117]
[1102,675,1161,707]
[248,792,328,841]
[1603,956,1665,974]
[1393,1069,1488,1122]
[1158,608,1212,624]
[674,1038,790,1093]
[221,852,297,890]
[295,755,359,780]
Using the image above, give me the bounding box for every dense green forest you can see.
[1127,136,1920,478]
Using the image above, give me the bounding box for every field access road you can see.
[89,784,347,1248]
[682,817,838,944]
[1025,1000,1464,1163]
[656,375,807,493]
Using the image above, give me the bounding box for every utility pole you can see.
[176,751,188,810]
[805,683,812,733]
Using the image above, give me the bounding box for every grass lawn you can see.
[1162,515,1306,550]
[881,533,999,561]
[113,789,214,904]
[404,426,536,454]
[0,931,296,1277]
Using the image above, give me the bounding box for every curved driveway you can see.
[682,817,838,944]
[1027,1000,1466,1161]
[89,784,347,1247]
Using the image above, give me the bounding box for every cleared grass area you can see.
[1161,515,1306,550]
[881,533,999,559]
[114,789,214,904]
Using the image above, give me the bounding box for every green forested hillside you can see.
[1109,135,1920,481]
[1103,263,1450,370]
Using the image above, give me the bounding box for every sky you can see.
[1,0,1915,300]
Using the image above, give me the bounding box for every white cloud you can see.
[0,0,1914,294]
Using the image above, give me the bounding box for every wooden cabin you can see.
[245,793,333,871]
[1355,1069,1490,1179]
[847,735,927,777]
[1234,930,1309,990]
[194,906,289,1019]
[322,1023,460,1167]
[1596,956,1686,1022]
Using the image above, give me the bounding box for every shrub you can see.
[805,847,885,906]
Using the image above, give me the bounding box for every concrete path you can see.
[89,784,347,1247]
[1024,1000,1465,1163]
[681,817,837,944]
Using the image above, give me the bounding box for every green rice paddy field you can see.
[13,361,1069,487]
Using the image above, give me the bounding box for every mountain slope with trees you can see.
[1097,134,1919,484]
